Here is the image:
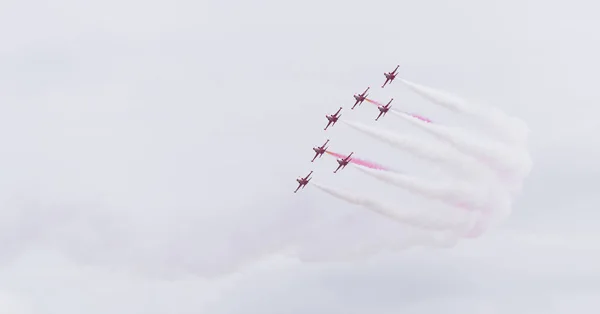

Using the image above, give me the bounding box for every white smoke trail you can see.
[310,181,471,233]
[399,78,529,146]
[391,110,532,194]
[352,164,489,211]
[341,119,490,180]
[353,164,513,231]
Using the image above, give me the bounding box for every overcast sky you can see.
[1,0,600,313]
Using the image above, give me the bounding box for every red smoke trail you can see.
[365,98,380,106]
[365,98,432,123]
[325,150,390,171]
[396,110,432,123]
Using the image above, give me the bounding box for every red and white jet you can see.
[351,87,370,109]
[324,107,342,130]
[375,98,393,121]
[294,171,313,193]
[381,65,399,88]
[311,139,329,162]
[334,152,354,173]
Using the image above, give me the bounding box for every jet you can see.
[294,171,313,193]
[334,152,354,173]
[351,87,370,109]
[381,65,399,88]
[375,98,393,121]
[311,139,329,162]
[324,107,342,130]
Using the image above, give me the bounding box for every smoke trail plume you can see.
[310,181,471,232]
[365,98,380,105]
[352,164,489,211]
[341,120,489,179]
[324,150,390,171]
[402,111,432,124]
[399,78,529,146]
[391,110,532,190]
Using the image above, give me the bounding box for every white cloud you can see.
[0,249,240,314]
[0,291,32,314]
[4,230,598,314]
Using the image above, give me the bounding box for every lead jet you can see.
[375,98,393,121]
[294,171,313,193]
[381,65,399,88]
[311,139,329,162]
[351,87,370,109]
[324,107,342,130]
[334,152,354,173]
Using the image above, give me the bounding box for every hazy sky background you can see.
[1,0,600,313]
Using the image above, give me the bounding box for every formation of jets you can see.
[295,65,400,193]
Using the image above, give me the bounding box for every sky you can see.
[1,0,600,313]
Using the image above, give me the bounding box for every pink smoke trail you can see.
[365,98,432,123]
[396,110,432,123]
[325,150,390,171]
